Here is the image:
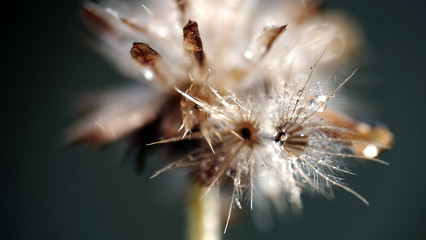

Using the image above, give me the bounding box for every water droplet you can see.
[144,70,153,80]
[295,107,308,118]
[363,144,378,158]
[293,90,305,100]
[244,50,253,60]
[309,95,327,112]
[268,95,283,108]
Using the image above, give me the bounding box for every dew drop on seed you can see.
[268,95,283,104]
[309,95,327,112]
[244,50,254,60]
[363,144,378,158]
[293,90,306,100]
[144,70,153,80]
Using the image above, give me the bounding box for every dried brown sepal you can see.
[65,88,167,148]
[183,20,206,68]
[131,42,160,67]
[130,42,173,87]
[65,103,165,148]
[319,109,393,156]
[121,18,147,33]
[296,0,325,24]
[158,100,186,139]
[258,25,287,58]
[174,0,188,18]
[82,4,114,34]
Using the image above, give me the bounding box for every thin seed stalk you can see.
[187,182,221,240]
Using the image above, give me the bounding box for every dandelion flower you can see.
[67,0,393,236]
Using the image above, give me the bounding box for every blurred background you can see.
[2,0,425,239]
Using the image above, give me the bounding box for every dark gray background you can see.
[2,0,425,239]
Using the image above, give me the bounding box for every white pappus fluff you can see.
[68,0,393,232]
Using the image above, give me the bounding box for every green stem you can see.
[187,182,221,240]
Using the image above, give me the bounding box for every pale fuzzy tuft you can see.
[70,0,393,231]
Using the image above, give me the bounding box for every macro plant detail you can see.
[67,0,393,237]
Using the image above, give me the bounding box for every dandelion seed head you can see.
[69,0,393,231]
